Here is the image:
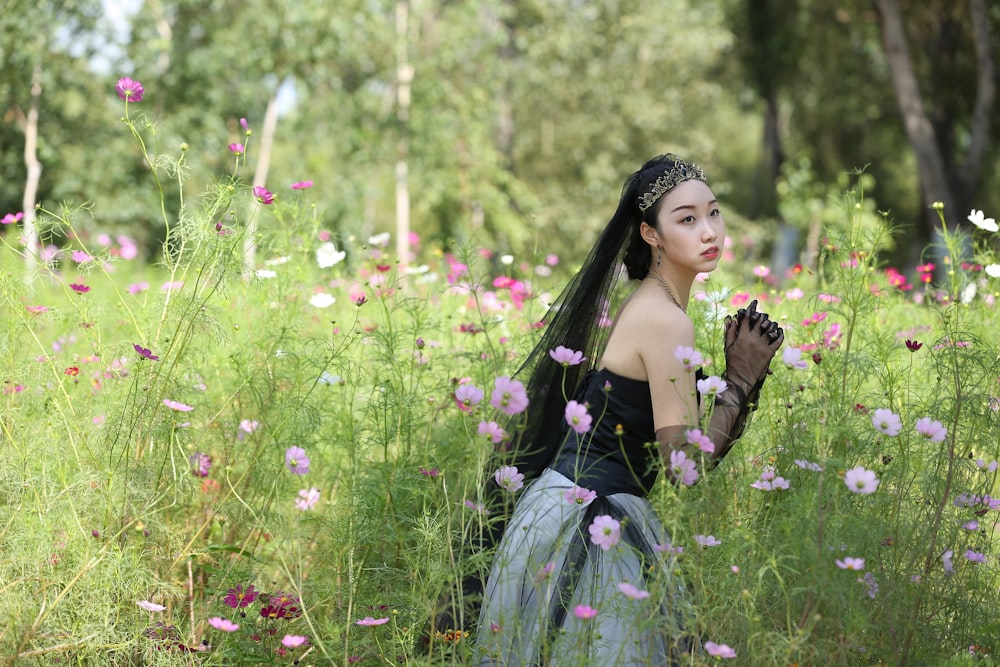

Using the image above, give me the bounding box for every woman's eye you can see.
[682,215,696,223]
[711,208,721,216]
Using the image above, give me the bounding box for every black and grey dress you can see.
[475,368,694,666]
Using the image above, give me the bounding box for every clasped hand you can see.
[723,299,784,387]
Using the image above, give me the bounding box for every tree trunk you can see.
[22,63,43,285]
[245,91,279,279]
[394,0,412,273]
[957,0,995,207]
[872,0,955,229]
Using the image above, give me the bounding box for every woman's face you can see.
[652,179,724,276]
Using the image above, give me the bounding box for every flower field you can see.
[1,85,999,666]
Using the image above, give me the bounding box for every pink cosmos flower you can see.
[794,459,823,472]
[942,549,954,574]
[70,283,90,294]
[491,376,528,415]
[563,485,597,505]
[654,542,684,554]
[750,467,790,491]
[669,449,698,486]
[223,584,258,608]
[573,605,598,619]
[478,420,506,443]
[208,617,239,632]
[685,428,715,454]
[844,466,879,494]
[136,600,166,612]
[189,453,212,477]
[295,487,321,511]
[752,265,770,278]
[290,180,314,190]
[617,582,650,600]
[162,399,194,412]
[228,143,245,155]
[695,534,721,547]
[285,447,310,475]
[128,282,149,294]
[463,499,488,513]
[964,549,986,564]
[696,375,727,397]
[454,382,484,410]
[534,561,555,582]
[673,345,703,372]
[238,419,260,437]
[915,417,947,442]
[494,465,524,492]
[1,211,24,225]
[704,641,736,659]
[254,186,275,205]
[564,400,593,434]
[27,305,48,314]
[871,408,902,436]
[282,635,309,648]
[72,250,92,263]
[588,514,621,551]
[115,77,144,102]
[548,345,585,366]
[836,557,865,570]
[782,347,809,370]
[356,616,389,626]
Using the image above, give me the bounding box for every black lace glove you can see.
[656,300,783,481]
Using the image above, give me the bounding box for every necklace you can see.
[648,272,685,312]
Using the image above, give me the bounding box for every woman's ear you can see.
[639,221,660,249]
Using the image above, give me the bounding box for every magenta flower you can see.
[573,605,598,619]
[290,180,314,190]
[254,186,275,205]
[208,617,239,632]
[281,635,309,648]
[70,283,90,294]
[494,465,524,492]
[844,466,879,494]
[136,600,166,612]
[454,382,484,410]
[1,211,24,225]
[228,143,245,155]
[189,453,212,477]
[285,446,310,475]
[240,117,249,131]
[588,514,621,551]
[704,641,737,659]
[223,584,258,608]
[871,408,902,436]
[564,400,593,434]
[696,375,727,397]
[133,343,159,361]
[563,485,597,505]
[115,77,144,102]
[695,534,721,547]
[548,345,585,366]
[684,428,715,454]
[163,399,194,412]
[490,376,528,415]
[616,582,650,600]
[915,417,947,442]
[72,250,92,263]
[673,345,703,372]
[836,557,865,570]
[295,487,321,511]
[669,449,698,486]
[478,420,506,444]
[356,616,389,626]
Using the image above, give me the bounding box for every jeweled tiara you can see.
[637,155,707,212]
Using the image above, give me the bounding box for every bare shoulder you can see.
[601,287,693,378]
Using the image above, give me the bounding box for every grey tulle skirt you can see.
[475,469,694,666]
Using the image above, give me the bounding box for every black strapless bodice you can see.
[551,368,659,496]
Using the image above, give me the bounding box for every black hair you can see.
[499,153,691,480]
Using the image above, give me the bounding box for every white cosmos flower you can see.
[500,254,514,265]
[985,264,1000,278]
[968,209,998,232]
[961,282,977,304]
[368,232,390,247]
[316,242,346,268]
[309,293,336,308]
[255,269,277,279]
[264,256,290,266]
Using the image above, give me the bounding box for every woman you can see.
[473,154,783,665]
